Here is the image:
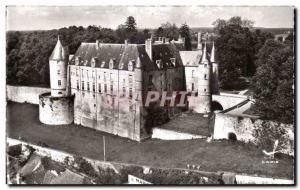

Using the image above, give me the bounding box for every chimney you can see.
[197,32,202,50]
[145,39,152,61]
[96,40,100,50]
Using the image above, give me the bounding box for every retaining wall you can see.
[6,85,50,104]
[213,113,294,156]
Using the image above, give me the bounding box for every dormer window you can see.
[91,57,98,68]
[170,58,176,66]
[84,60,88,66]
[75,56,81,66]
[120,62,124,69]
[109,59,115,69]
[101,61,105,68]
[128,60,135,71]
[156,60,162,69]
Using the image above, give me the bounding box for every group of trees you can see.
[213,16,294,124]
[7,16,193,86]
[154,22,192,50]
[213,17,274,88]
[251,39,294,124]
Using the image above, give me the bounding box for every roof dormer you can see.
[156,60,162,69]
[128,60,135,71]
[109,58,116,69]
[75,56,81,66]
[91,57,98,68]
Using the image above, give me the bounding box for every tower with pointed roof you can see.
[49,36,69,97]
[210,41,220,94]
[195,42,212,113]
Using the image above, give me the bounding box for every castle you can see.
[39,32,220,141]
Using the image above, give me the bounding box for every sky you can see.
[6,6,294,31]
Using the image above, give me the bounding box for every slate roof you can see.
[19,153,43,177]
[50,38,68,61]
[50,169,91,184]
[179,50,202,66]
[69,42,184,71]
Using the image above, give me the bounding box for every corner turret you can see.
[194,42,212,113]
[49,36,68,97]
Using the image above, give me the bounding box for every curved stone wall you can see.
[39,92,74,125]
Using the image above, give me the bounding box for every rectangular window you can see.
[104,72,106,81]
[58,80,61,86]
[76,69,79,76]
[92,71,95,79]
[87,70,89,78]
[87,82,90,91]
[104,84,107,93]
[122,87,126,97]
[204,88,206,92]
[192,70,195,78]
[110,84,113,94]
[57,70,61,75]
[81,69,84,78]
[129,88,133,99]
[82,81,84,90]
[76,80,79,89]
[192,83,194,91]
[110,73,113,81]
[92,83,95,92]
[98,83,101,93]
[204,74,207,80]
[129,75,133,83]
[204,64,207,68]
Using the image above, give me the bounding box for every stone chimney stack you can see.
[197,32,202,50]
[96,40,100,50]
[145,38,152,61]
[125,39,129,45]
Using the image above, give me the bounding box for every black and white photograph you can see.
[5,3,295,186]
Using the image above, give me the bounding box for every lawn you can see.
[6,102,294,179]
[157,112,212,136]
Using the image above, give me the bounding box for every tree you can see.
[125,16,137,33]
[250,39,294,124]
[179,23,192,50]
[213,16,273,89]
[155,22,179,40]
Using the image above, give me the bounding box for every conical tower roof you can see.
[50,36,64,60]
[200,42,209,64]
[210,41,216,63]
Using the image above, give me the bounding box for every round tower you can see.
[210,41,220,94]
[39,36,74,125]
[195,42,212,113]
[49,36,68,97]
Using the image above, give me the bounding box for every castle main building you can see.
[39,33,219,141]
